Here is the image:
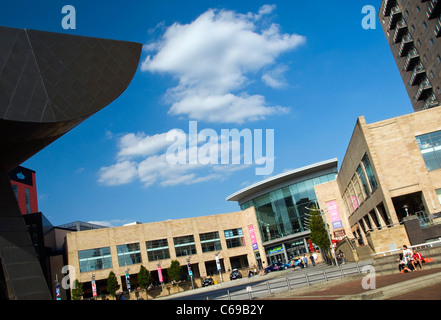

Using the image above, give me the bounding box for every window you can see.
[416,130,441,171]
[174,235,197,257]
[117,243,142,267]
[25,188,31,213]
[362,153,378,191]
[12,185,18,200]
[199,231,222,253]
[78,247,112,273]
[224,228,245,248]
[436,189,441,205]
[356,165,371,197]
[146,239,170,261]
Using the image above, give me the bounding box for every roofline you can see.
[226,158,338,203]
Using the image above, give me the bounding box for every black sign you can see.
[8,166,34,186]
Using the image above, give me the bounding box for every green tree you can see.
[71,279,83,300]
[106,271,120,297]
[167,260,182,283]
[308,205,331,250]
[137,265,152,291]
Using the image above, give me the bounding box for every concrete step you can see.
[373,246,441,274]
[356,245,375,260]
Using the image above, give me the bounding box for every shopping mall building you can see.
[66,159,337,297]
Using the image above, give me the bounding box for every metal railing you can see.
[200,261,371,300]
[371,239,441,257]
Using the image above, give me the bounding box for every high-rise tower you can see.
[379,0,441,111]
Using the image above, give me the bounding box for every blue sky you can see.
[1,1,413,227]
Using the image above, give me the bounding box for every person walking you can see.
[302,254,308,268]
[309,254,315,266]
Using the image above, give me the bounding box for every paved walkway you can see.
[265,267,441,300]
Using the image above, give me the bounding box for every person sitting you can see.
[397,253,414,273]
[412,249,424,271]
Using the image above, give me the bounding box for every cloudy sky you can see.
[1,0,413,227]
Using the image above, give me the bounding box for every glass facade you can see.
[416,130,441,171]
[146,239,170,261]
[224,228,245,248]
[361,154,378,191]
[342,153,378,215]
[174,235,197,257]
[199,231,222,253]
[78,247,112,273]
[117,243,142,267]
[240,173,336,242]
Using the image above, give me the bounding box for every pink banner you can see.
[158,266,163,283]
[326,200,343,229]
[248,225,258,250]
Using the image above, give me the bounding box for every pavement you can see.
[263,266,441,300]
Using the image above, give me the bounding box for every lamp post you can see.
[215,252,223,283]
[91,274,97,299]
[157,262,164,295]
[125,265,131,297]
[187,257,194,290]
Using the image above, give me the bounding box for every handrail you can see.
[371,239,441,257]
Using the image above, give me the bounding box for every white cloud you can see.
[98,129,251,188]
[88,219,134,228]
[98,161,138,186]
[141,5,305,123]
[261,64,290,89]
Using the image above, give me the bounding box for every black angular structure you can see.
[0,26,141,299]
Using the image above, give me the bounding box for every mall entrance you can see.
[265,237,310,264]
[392,191,430,226]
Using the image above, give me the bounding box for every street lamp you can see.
[125,265,131,297]
[186,256,194,290]
[305,205,339,266]
[214,252,223,283]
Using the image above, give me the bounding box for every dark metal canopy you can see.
[0,26,141,300]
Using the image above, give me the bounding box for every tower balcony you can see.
[410,63,426,86]
[383,0,397,17]
[394,19,408,43]
[423,94,439,110]
[404,48,420,71]
[435,17,441,37]
[389,6,403,29]
[399,34,413,57]
[427,0,441,19]
[416,79,433,101]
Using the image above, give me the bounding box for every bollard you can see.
[267,281,272,295]
[322,269,328,282]
[286,277,291,290]
[227,290,231,300]
[355,261,360,273]
[339,265,345,277]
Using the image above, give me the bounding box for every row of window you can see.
[78,228,245,273]
[416,130,441,171]
[342,153,378,216]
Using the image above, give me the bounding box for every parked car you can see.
[202,277,214,287]
[265,262,286,273]
[230,269,242,280]
[284,259,301,269]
